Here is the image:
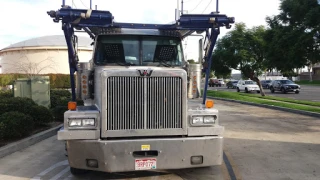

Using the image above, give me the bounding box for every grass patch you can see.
[207,90,320,114]
[237,93,320,107]
[294,80,320,86]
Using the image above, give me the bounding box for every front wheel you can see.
[257,91,260,93]
[237,87,240,92]
[270,87,275,93]
[295,91,300,94]
[245,88,249,93]
[70,167,88,176]
[281,88,286,94]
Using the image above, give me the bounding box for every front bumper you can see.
[66,136,223,173]
[248,88,259,91]
[285,87,300,92]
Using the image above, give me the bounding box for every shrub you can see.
[0,97,37,115]
[50,89,72,108]
[0,90,13,98]
[0,111,34,139]
[29,105,54,125]
[52,106,68,122]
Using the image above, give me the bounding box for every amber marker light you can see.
[205,100,214,108]
[68,101,77,110]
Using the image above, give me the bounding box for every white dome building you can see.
[0,35,93,74]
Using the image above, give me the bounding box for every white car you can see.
[218,79,225,86]
[237,80,260,93]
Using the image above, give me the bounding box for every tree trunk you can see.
[251,76,266,96]
[309,69,313,82]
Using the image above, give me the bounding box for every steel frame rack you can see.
[47,2,234,104]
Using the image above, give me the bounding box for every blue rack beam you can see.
[47,6,234,103]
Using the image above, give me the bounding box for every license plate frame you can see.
[135,158,157,170]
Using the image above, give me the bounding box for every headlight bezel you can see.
[68,118,97,129]
[190,115,217,126]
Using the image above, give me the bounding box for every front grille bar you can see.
[106,76,182,130]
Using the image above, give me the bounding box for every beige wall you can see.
[0,47,92,74]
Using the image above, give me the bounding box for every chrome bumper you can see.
[66,136,223,173]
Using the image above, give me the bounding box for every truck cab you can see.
[59,29,224,174]
[47,3,234,175]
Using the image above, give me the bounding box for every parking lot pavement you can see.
[215,100,320,180]
[207,85,320,101]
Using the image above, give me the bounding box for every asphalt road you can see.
[208,85,320,101]
[1,100,319,180]
[217,100,320,180]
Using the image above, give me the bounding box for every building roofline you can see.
[0,46,92,54]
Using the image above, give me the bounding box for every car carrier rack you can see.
[47,0,235,104]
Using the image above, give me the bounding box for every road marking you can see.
[30,160,68,180]
[49,167,70,180]
[223,149,242,180]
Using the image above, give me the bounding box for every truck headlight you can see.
[69,119,82,127]
[204,116,216,124]
[192,116,203,124]
[191,115,217,125]
[68,118,95,127]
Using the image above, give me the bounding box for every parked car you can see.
[260,80,272,89]
[237,80,260,93]
[269,79,300,94]
[209,79,225,87]
[226,80,238,89]
[218,79,225,86]
[209,79,218,87]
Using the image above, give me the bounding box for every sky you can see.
[0,0,281,60]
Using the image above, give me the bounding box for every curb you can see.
[208,96,320,118]
[0,124,63,159]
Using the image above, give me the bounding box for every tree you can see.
[211,23,267,96]
[5,55,58,78]
[264,0,320,81]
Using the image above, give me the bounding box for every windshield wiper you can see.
[158,60,173,67]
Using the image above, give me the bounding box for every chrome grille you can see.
[106,76,183,130]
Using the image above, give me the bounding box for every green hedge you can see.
[50,89,72,108]
[52,106,68,122]
[30,106,54,125]
[0,97,55,125]
[0,90,13,98]
[0,97,37,115]
[0,111,34,139]
[0,73,74,89]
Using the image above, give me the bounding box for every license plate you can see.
[135,158,157,170]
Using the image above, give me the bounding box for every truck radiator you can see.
[106,76,183,130]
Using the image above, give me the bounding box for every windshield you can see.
[245,81,255,84]
[279,80,294,84]
[94,35,183,66]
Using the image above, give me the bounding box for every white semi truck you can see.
[47,0,234,175]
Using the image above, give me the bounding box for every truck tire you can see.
[237,87,240,92]
[70,167,88,175]
[245,88,249,93]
